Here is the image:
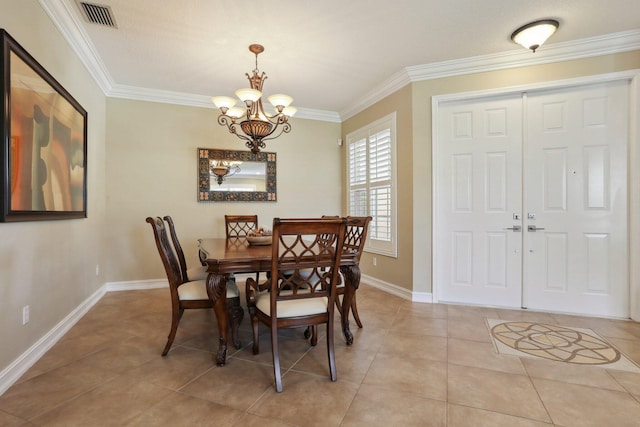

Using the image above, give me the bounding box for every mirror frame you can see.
[198,148,277,202]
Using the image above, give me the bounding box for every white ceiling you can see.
[40,0,640,121]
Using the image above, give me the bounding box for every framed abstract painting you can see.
[0,29,87,222]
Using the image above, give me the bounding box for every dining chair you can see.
[320,215,372,328]
[245,218,347,392]
[225,214,259,238]
[336,216,372,328]
[163,215,207,281]
[146,216,243,356]
[225,214,261,281]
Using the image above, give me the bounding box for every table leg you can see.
[206,272,229,366]
[339,265,361,345]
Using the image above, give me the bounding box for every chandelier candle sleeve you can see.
[212,44,295,153]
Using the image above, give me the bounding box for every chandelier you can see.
[212,44,296,153]
[210,160,241,185]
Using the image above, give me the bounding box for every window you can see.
[346,113,397,257]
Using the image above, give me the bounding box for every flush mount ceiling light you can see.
[511,19,559,52]
[212,44,296,153]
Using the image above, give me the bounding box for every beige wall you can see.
[0,0,107,371]
[105,98,342,282]
[341,86,414,291]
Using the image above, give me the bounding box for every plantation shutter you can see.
[346,113,396,256]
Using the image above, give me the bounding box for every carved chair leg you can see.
[162,307,184,356]
[249,307,260,355]
[334,296,344,317]
[271,329,283,393]
[226,296,244,349]
[326,319,337,382]
[310,325,318,346]
[351,294,363,328]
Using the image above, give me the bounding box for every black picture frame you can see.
[1,29,87,222]
[198,148,276,202]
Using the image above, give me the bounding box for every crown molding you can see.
[39,0,640,123]
[297,108,342,123]
[39,0,114,93]
[339,69,412,121]
[39,0,340,123]
[405,29,640,82]
[107,83,340,122]
[340,29,640,120]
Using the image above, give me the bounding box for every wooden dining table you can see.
[198,237,361,366]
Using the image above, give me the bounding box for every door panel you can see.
[436,94,523,307]
[523,81,629,317]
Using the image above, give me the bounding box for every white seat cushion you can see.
[255,290,328,318]
[178,278,239,300]
[186,265,208,281]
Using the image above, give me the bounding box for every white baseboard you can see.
[412,291,434,303]
[361,274,433,303]
[0,279,171,396]
[106,279,168,292]
[0,284,107,396]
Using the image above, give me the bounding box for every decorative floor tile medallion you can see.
[486,319,640,373]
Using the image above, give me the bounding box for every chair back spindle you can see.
[225,214,259,238]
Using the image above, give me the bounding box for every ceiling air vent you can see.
[76,1,118,28]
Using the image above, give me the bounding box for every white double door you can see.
[435,80,629,317]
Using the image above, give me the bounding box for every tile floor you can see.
[2,281,640,426]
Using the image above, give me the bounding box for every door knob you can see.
[527,225,545,232]
[504,225,522,232]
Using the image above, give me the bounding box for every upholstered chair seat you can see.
[178,278,239,300]
[146,216,244,356]
[254,290,328,317]
[185,265,208,281]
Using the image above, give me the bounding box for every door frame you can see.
[431,69,640,320]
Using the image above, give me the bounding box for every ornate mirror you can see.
[198,148,276,202]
